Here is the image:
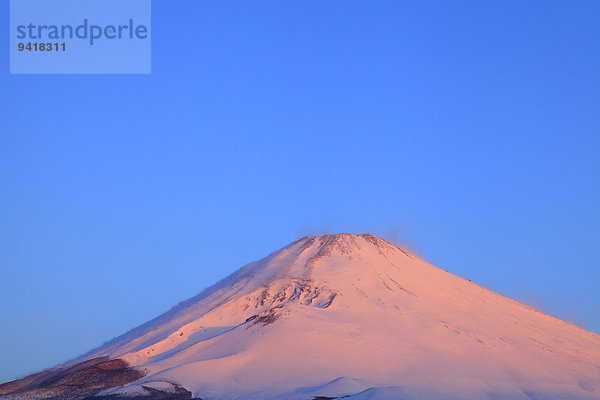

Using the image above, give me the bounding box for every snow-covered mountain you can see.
[2,233,599,400]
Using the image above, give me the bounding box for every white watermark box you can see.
[10,0,151,74]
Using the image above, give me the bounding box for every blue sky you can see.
[1,1,599,383]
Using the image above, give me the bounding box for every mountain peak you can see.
[3,234,599,400]
[296,232,403,258]
[300,232,389,243]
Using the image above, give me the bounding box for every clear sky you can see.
[1,0,599,383]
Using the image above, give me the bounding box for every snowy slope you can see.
[66,234,600,399]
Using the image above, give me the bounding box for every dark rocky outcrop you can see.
[0,358,145,400]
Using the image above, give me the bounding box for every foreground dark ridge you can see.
[0,358,150,400]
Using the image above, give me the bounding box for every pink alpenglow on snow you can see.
[1,233,599,400]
